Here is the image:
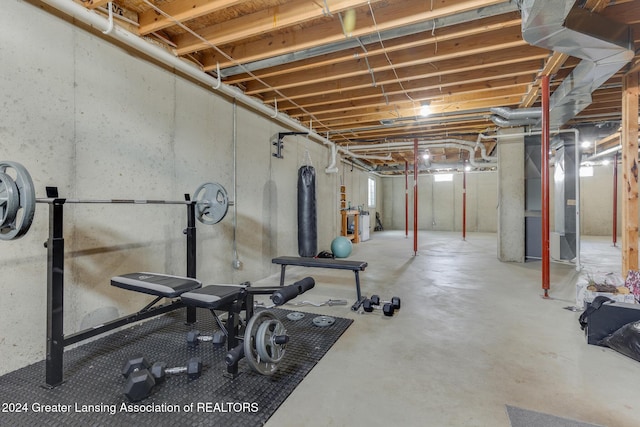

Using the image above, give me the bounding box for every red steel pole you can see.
[541,74,550,298]
[613,152,618,246]
[414,139,418,256]
[463,166,467,241]
[405,160,409,237]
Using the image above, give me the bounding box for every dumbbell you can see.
[187,329,226,348]
[150,357,203,382]
[122,356,202,402]
[362,298,395,316]
[370,295,401,310]
[121,355,155,402]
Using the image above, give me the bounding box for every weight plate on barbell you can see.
[286,311,305,321]
[244,311,286,376]
[194,182,229,225]
[312,316,336,328]
[0,161,36,241]
[0,172,19,232]
[255,318,287,364]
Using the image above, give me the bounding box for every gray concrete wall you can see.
[380,172,498,233]
[0,1,374,375]
[497,130,526,262]
[579,163,620,237]
[378,159,619,239]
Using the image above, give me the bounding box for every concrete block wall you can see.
[0,0,373,375]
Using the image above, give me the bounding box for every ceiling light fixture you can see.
[419,102,431,117]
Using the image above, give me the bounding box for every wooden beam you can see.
[173,0,385,56]
[621,71,639,275]
[138,0,246,35]
[85,0,111,9]
[245,45,547,97]
[519,53,569,107]
[280,77,533,114]
[265,58,543,103]
[184,0,507,61]
[289,85,527,119]
[221,13,522,82]
[241,30,527,94]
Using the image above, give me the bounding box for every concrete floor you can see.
[252,231,640,427]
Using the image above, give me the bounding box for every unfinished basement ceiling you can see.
[70,1,639,173]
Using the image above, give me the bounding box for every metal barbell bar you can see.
[0,160,233,241]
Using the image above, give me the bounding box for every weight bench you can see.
[272,256,368,309]
[112,272,315,378]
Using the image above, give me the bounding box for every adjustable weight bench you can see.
[272,256,368,310]
[111,272,315,378]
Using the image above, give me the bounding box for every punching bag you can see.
[297,165,317,257]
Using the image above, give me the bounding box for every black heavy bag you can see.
[297,165,317,257]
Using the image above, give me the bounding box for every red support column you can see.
[463,166,467,241]
[405,160,409,237]
[414,139,418,256]
[613,152,618,247]
[541,74,550,297]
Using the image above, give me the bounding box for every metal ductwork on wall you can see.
[496,0,634,128]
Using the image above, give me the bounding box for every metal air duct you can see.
[516,0,634,128]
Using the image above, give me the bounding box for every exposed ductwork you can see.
[514,0,634,128]
[490,107,541,127]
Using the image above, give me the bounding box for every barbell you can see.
[0,160,233,241]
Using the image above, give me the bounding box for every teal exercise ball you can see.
[331,236,353,258]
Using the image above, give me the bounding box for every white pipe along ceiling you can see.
[37,0,638,176]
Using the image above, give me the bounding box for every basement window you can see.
[434,173,453,182]
[368,178,376,208]
[579,166,594,177]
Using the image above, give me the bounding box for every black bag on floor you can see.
[578,295,613,330]
[599,320,640,362]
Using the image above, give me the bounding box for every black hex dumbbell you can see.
[150,357,203,382]
[121,355,155,402]
[362,298,395,316]
[122,356,202,402]
[370,295,401,310]
[186,330,226,348]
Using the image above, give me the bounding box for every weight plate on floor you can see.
[0,161,36,241]
[194,182,229,225]
[286,312,305,321]
[244,311,285,375]
[312,315,335,327]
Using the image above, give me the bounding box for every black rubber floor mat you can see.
[0,308,352,426]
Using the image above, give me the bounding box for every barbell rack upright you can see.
[45,198,64,388]
[43,188,199,388]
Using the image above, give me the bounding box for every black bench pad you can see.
[272,256,367,271]
[111,272,202,298]
[272,257,368,303]
[180,285,246,310]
